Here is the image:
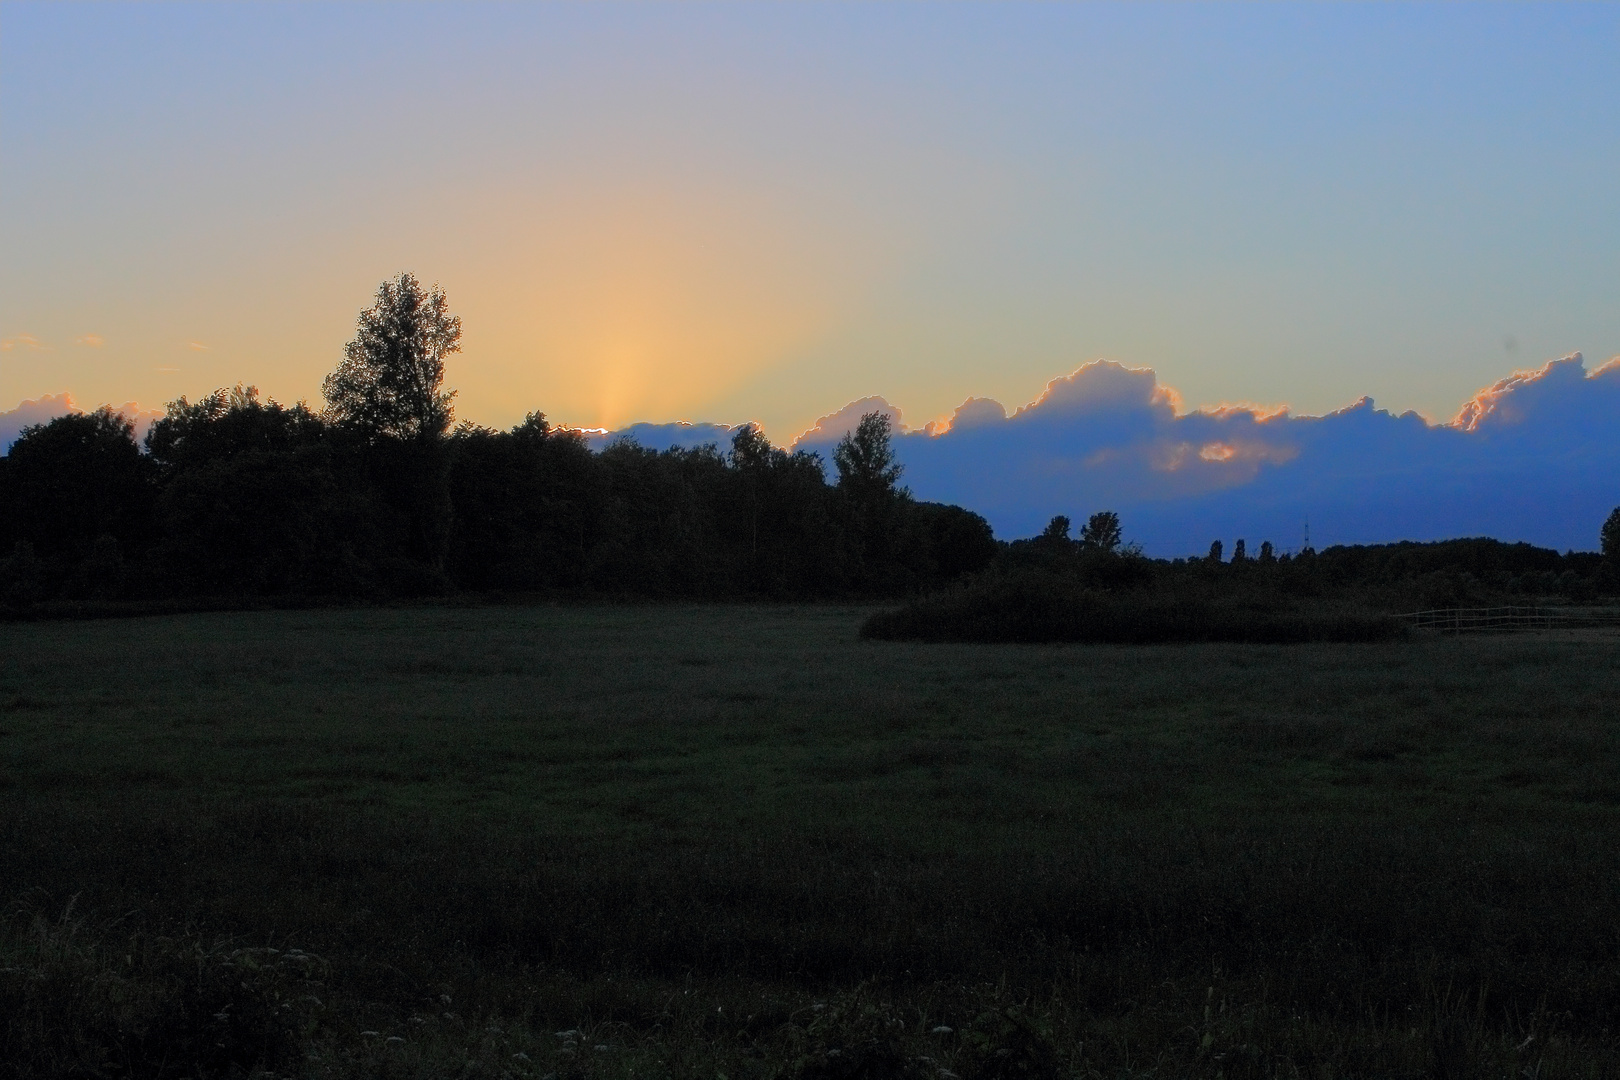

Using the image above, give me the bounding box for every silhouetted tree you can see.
[147,388,381,595]
[447,415,605,591]
[1231,539,1248,562]
[723,425,839,592]
[1080,511,1122,552]
[0,408,153,574]
[834,412,910,586]
[319,274,463,571]
[1041,515,1072,544]
[914,503,998,581]
[146,386,326,474]
[833,412,903,498]
[731,424,776,569]
[1603,506,1620,561]
[1208,540,1224,563]
[323,272,459,443]
[1258,540,1276,564]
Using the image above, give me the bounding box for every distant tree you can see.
[1041,515,1072,544]
[323,272,460,442]
[447,416,606,591]
[917,503,998,581]
[146,385,325,474]
[1080,511,1122,552]
[833,412,904,498]
[1207,540,1224,563]
[1604,506,1620,560]
[1258,540,1275,564]
[730,424,780,569]
[833,412,909,586]
[1231,539,1248,562]
[2,408,154,567]
[729,423,779,472]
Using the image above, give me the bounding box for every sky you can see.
[4,3,1619,549]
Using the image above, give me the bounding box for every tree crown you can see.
[323,272,459,442]
[832,412,903,495]
[1079,511,1122,552]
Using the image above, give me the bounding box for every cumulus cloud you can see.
[0,393,80,454]
[0,393,163,455]
[579,420,741,454]
[793,396,906,451]
[791,354,1620,555]
[480,351,1620,554]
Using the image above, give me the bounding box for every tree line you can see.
[4,272,1618,613]
[0,274,997,607]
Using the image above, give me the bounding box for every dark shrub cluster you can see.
[862,564,1405,644]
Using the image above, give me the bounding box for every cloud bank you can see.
[10,354,1617,555]
[599,353,1620,555]
[0,393,162,455]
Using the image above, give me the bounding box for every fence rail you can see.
[1399,606,1620,632]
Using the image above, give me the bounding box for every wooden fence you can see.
[1399,606,1620,632]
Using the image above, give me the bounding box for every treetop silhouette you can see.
[323,272,459,442]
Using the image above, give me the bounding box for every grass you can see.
[2,605,1620,1077]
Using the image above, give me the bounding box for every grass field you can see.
[4,605,1620,1078]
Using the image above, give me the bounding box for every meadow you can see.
[3,604,1620,1078]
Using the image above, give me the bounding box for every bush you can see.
[861,570,1405,644]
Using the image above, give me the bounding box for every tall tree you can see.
[1079,511,1122,552]
[1603,506,1620,561]
[1040,515,1072,545]
[323,273,460,442]
[833,412,909,585]
[833,412,903,499]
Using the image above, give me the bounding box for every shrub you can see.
[861,570,1405,644]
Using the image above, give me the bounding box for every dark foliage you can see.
[0,902,324,1080]
[1598,505,1620,561]
[0,275,1001,606]
[862,564,1405,644]
[0,395,993,607]
[0,409,154,594]
[322,271,459,443]
[0,274,1610,615]
[868,518,1620,645]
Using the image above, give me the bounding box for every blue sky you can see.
[5,3,1618,438]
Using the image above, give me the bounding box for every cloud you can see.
[1,394,164,455]
[793,396,906,450]
[0,393,79,454]
[578,420,741,454]
[75,334,105,348]
[186,340,209,351]
[1,334,50,352]
[784,354,1620,555]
